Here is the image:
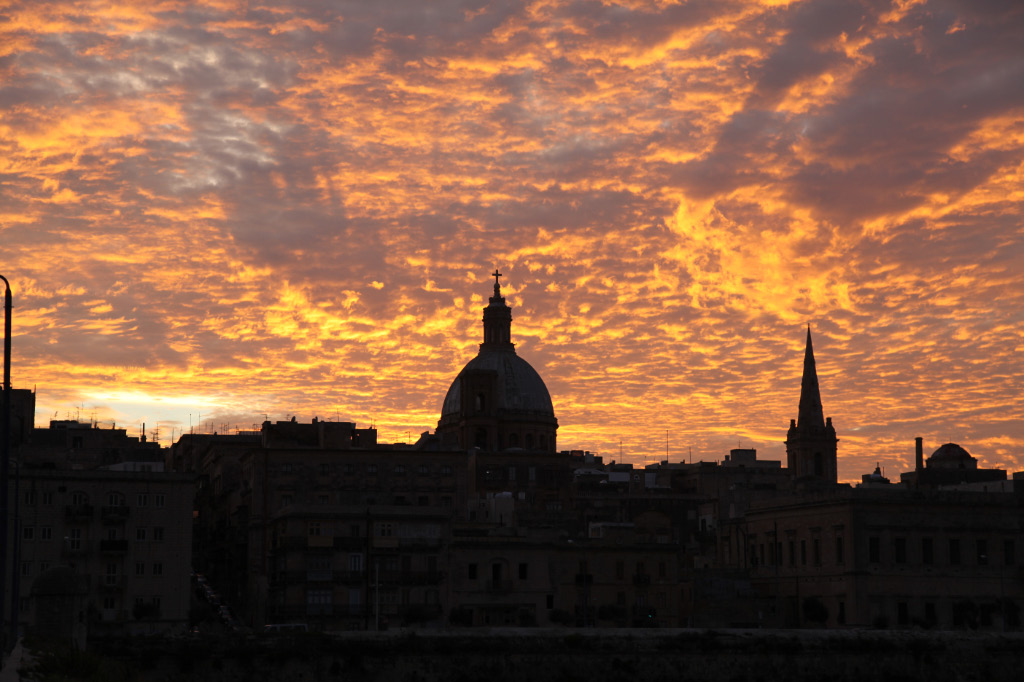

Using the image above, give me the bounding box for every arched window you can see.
[475,428,487,449]
[509,433,519,447]
[525,434,534,449]
[475,393,486,412]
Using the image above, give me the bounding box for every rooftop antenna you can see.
[689,447,692,464]
[619,439,623,459]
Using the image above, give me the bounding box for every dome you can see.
[927,442,977,470]
[441,349,554,418]
[435,270,558,452]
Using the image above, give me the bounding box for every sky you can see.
[1,0,1022,482]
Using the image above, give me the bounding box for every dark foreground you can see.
[20,628,1024,682]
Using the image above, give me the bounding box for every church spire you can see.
[786,325,838,483]
[480,269,515,351]
[797,325,825,429]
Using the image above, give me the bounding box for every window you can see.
[789,540,796,565]
[107,492,124,507]
[154,494,165,508]
[835,536,844,564]
[519,563,528,580]
[309,522,322,537]
[529,467,536,482]
[801,539,807,565]
[508,466,517,482]
[69,528,82,550]
[949,538,961,565]
[103,596,115,610]
[897,601,909,626]
[616,561,625,579]
[41,527,52,541]
[22,527,33,541]
[868,537,880,563]
[71,491,87,506]
[378,523,393,537]
[24,491,36,506]
[153,563,163,577]
[282,463,293,473]
[368,464,378,474]
[977,539,988,566]
[308,588,332,605]
[20,561,31,576]
[136,562,145,576]
[468,563,478,580]
[894,538,906,564]
[137,528,147,541]
[418,465,429,475]
[318,494,329,505]
[344,464,355,475]
[153,527,164,542]
[321,463,331,475]
[922,537,934,565]
[348,554,363,572]
[441,465,453,476]
[42,492,53,505]
[813,538,821,565]
[137,494,148,507]
[659,561,667,578]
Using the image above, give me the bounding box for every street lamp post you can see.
[0,274,11,652]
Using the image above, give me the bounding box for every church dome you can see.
[435,270,558,452]
[441,350,554,418]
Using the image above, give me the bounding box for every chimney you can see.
[915,437,923,471]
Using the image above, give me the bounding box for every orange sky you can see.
[2,0,1022,482]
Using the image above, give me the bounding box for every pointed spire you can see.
[797,325,825,429]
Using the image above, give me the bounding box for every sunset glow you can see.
[2,0,1022,481]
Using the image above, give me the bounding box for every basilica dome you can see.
[441,350,554,418]
[435,271,558,452]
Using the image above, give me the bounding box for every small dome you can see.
[441,349,554,418]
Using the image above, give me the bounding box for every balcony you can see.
[487,579,513,594]
[335,570,366,584]
[306,570,334,583]
[333,536,365,550]
[307,535,333,548]
[99,539,129,553]
[65,504,94,520]
[101,505,130,522]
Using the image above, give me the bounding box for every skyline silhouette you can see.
[1,1,1022,482]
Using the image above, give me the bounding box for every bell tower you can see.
[786,327,838,483]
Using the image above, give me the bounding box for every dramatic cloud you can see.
[2,0,1022,480]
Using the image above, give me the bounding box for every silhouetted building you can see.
[786,328,838,483]
[436,271,558,453]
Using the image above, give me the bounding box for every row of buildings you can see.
[3,275,1022,642]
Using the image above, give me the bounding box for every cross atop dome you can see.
[492,268,502,297]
